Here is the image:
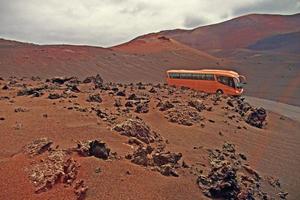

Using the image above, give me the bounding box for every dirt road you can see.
[245,96,300,122]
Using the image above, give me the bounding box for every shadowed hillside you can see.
[161,13,300,51]
[248,31,300,53]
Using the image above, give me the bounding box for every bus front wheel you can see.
[216,89,223,95]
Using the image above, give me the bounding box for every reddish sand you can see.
[0,78,299,200]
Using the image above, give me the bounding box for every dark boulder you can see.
[87,94,102,103]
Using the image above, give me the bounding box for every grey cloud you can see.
[0,0,299,47]
[233,0,300,16]
[183,15,209,28]
[120,2,148,15]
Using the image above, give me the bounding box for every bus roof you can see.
[166,69,240,78]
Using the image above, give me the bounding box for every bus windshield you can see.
[238,75,247,84]
[234,78,243,89]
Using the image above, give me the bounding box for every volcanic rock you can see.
[74,180,88,200]
[135,103,149,113]
[28,150,78,193]
[152,152,182,166]
[188,100,206,112]
[68,84,80,93]
[87,94,102,103]
[125,101,134,107]
[76,140,110,159]
[113,119,156,144]
[48,93,61,100]
[17,87,44,97]
[246,107,267,128]
[84,74,103,88]
[114,98,122,107]
[2,85,8,90]
[51,77,72,84]
[116,90,126,96]
[157,101,174,111]
[23,137,53,156]
[197,142,271,199]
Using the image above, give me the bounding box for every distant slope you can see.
[161,13,300,51]
[111,33,217,60]
[0,38,223,82]
[248,31,300,53]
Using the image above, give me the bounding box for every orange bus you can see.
[166,69,246,96]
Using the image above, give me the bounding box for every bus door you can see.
[216,75,236,94]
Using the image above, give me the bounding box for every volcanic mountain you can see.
[0,13,299,105]
[161,13,300,51]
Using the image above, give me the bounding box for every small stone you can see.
[95,167,101,173]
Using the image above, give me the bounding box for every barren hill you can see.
[161,13,300,51]
[248,31,300,54]
[0,38,222,82]
[111,33,217,60]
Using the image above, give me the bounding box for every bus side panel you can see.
[167,78,196,89]
[195,80,207,93]
[196,80,218,94]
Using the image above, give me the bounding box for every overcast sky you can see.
[0,0,299,47]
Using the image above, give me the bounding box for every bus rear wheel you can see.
[216,89,223,95]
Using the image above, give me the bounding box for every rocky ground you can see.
[0,75,299,200]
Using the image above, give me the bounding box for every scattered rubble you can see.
[113,119,157,144]
[23,138,95,199]
[188,100,206,112]
[17,87,44,97]
[246,107,267,128]
[226,97,267,128]
[14,107,29,112]
[156,100,174,111]
[135,102,149,113]
[28,150,79,193]
[114,98,122,107]
[166,109,204,126]
[196,142,286,199]
[87,94,102,103]
[82,74,103,88]
[23,137,53,156]
[127,146,182,177]
[74,180,88,200]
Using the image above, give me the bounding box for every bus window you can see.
[217,76,235,88]
[169,73,180,79]
[191,74,199,80]
[180,73,192,79]
[205,74,215,80]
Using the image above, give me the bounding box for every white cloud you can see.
[0,0,299,47]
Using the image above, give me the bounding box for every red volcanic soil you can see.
[0,37,222,82]
[111,33,216,60]
[0,77,300,200]
[161,13,300,50]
